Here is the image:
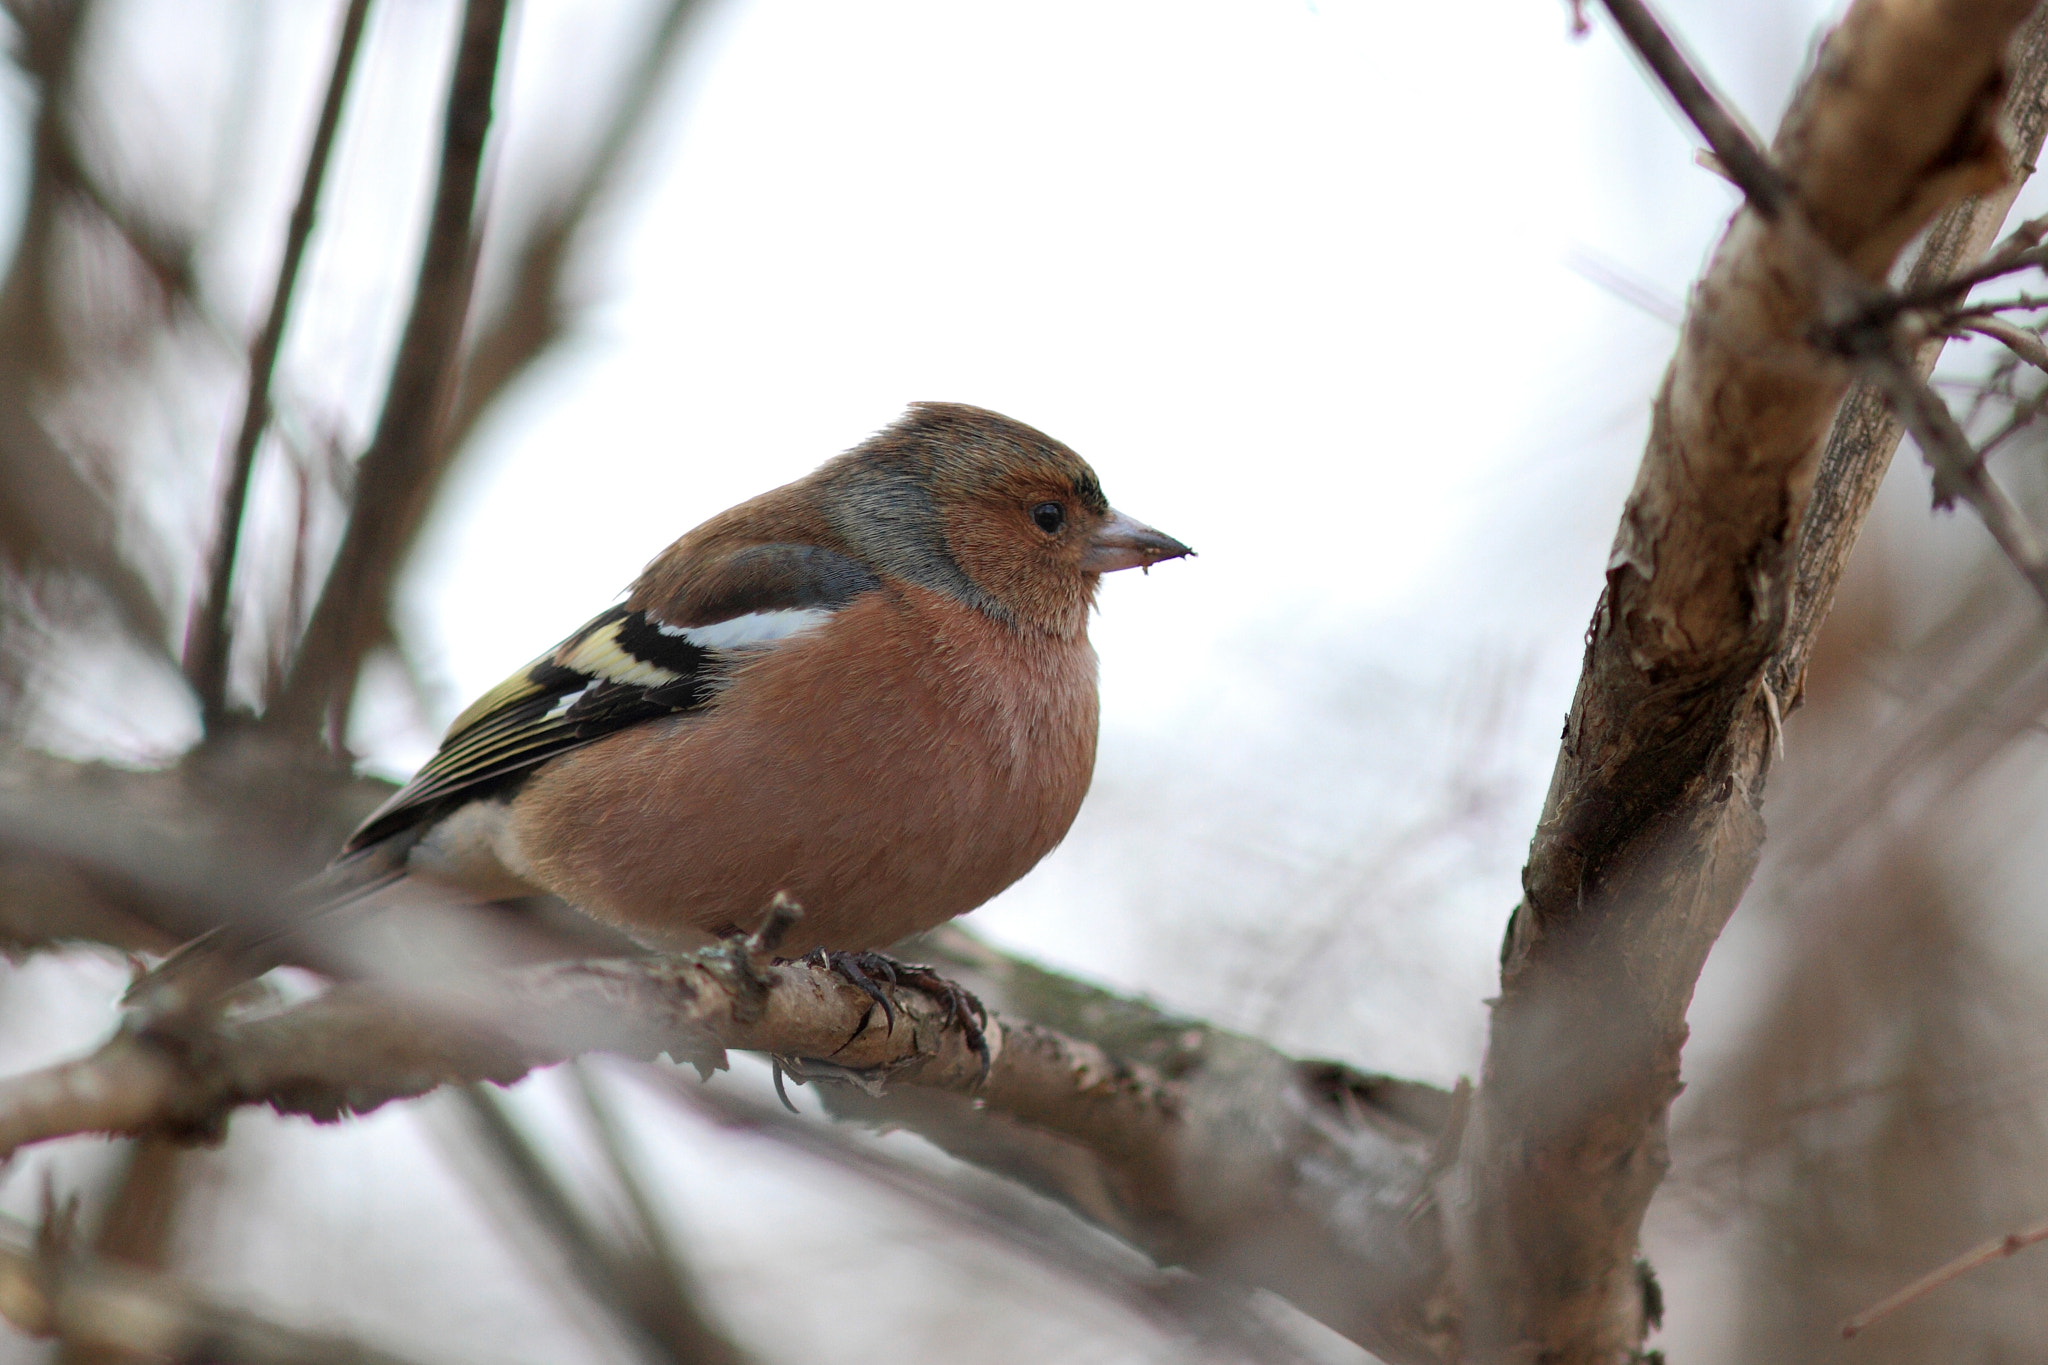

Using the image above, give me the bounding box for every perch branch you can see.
[0,805,1456,1363]
[0,952,1129,1170]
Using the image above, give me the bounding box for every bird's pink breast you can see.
[508,586,1100,954]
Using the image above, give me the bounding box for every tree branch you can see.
[0,834,1458,1362]
[1445,2,2046,1361]
[0,1211,442,1365]
[269,0,510,742]
[1596,0,1790,218]
[1773,3,2048,704]
[0,952,1133,1173]
[184,0,374,730]
[1842,1214,2048,1337]
[366,0,707,628]
[446,1082,753,1365]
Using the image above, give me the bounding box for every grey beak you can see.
[1080,509,1194,573]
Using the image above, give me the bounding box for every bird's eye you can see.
[1031,502,1066,534]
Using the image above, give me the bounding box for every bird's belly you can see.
[507,614,1099,954]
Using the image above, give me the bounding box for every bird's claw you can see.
[802,949,991,1079]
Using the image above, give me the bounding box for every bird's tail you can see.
[125,833,419,1006]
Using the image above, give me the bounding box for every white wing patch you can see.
[543,678,600,721]
[558,622,686,688]
[657,608,835,650]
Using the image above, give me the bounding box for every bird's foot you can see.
[802,949,990,1077]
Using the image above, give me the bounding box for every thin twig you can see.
[1842,1216,2048,1337]
[1596,0,1790,218]
[1890,218,2048,312]
[1958,316,2048,376]
[1946,292,2048,316]
[1860,353,2048,608]
[1964,381,2048,464]
[184,0,373,729]
[269,0,510,742]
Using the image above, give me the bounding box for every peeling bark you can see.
[1447,3,2048,1361]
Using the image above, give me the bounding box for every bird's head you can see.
[829,403,1192,637]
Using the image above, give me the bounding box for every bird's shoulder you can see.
[345,527,884,852]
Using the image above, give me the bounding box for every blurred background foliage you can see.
[4,0,2048,1360]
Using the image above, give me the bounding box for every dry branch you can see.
[1842,1214,2048,1336]
[0,827,1458,1364]
[449,1082,753,1365]
[1445,1,2048,1361]
[0,1212,441,1365]
[383,0,705,617]
[267,0,700,744]
[270,0,510,741]
[0,952,1104,1164]
[0,0,173,692]
[1774,3,2048,700]
[184,0,374,729]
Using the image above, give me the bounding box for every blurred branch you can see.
[1595,0,1789,217]
[55,1137,191,1365]
[568,1064,750,1365]
[0,1209,444,1365]
[1861,351,2048,603]
[268,0,511,743]
[450,1082,751,1365]
[1842,1214,2048,1337]
[1959,314,2048,373]
[0,749,391,955]
[271,0,701,744]
[439,0,702,462]
[1448,1,2048,1360]
[184,0,374,731]
[0,0,173,685]
[1775,15,2048,698]
[641,1064,1335,1365]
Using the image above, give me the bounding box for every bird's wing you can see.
[344,542,880,851]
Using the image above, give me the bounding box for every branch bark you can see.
[1443,2,2048,1361]
[0,852,1460,1363]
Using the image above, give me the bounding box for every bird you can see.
[331,402,1192,968]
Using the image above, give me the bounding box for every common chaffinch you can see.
[339,403,1192,959]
